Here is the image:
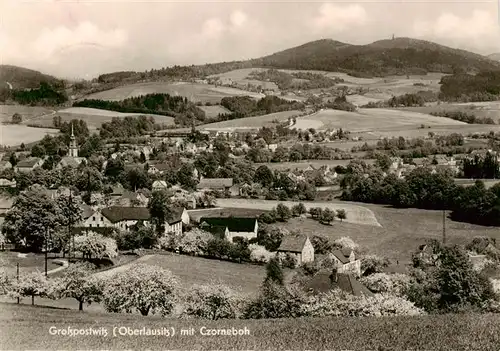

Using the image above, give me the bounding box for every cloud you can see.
[32,22,128,63]
[230,10,247,27]
[413,10,500,52]
[201,18,226,38]
[311,3,368,33]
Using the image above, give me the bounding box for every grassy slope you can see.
[1,303,500,350]
[276,204,500,263]
[0,65,59,90]
[199,110,302,130]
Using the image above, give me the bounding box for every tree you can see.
[11,113,22,124]
[257,227,285,251]
[291,203,307,217]
[375,153,392,172]
[264,257,284,285]
[55,262,103,311]
[30,144,46,158]
[2,186,63,251]
[254,165,274,187]
[336,209,347,222]
[182,283,243,320]
[74,232,118,260]
[56,194,83,257]
[361,255,391,276]
[177,163,198,190]
[333,236,359,251]
[148,190,171,235]
[311,235,334,255]
[308,207,322,219]
[102,264,178,316]
[275,203,291,222]
[8,272,49,305]
[320,207,335,225]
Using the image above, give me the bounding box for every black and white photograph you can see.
[1,0,500,349]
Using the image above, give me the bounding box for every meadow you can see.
[255,159,376,171]
[215,198,381,227]
[398,101,500,123]
[0,124,59,146]
[0,105,53,123]
[293,108,466,133]
[85,81,263,104]
[27,107,175,130]
[199,110,302,132]
[275,203,500,263]
[198,105,232,119]
[2,303,500,350]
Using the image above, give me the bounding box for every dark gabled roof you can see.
[305,271,374,297]
[72,226,117,236]
[101,206,150,223]
[81,204,94,219]
[166,207,184,225]
[277,235,309,253]
[331,249,353,264]
[110,184,126,196]
[197,178,233,189]
[199,217,256,232]
[124,163,143,172]
[150,163,170,171]
[16,157,41,168]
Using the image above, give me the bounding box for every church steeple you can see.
[69,122,78,157]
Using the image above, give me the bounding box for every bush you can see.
[181,283,244,320]
[333,237,359,252]
[249,244,274,264]
[360,273,411,297]
[361,255,391,276]
[291,203,307,217]
[304,289,425,317]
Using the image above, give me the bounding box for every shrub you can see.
[361,255,391,276]
[249,244,274,264]
[333,237,359,251]
[304,289,425,317]
[291,203,307,217]
[360,273,412,297]
[181,283,244,320]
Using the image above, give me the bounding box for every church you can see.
[56,123,86,169]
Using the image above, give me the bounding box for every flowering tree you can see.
[102,264,178,316]
[333,236,359,251]
[74,232,117,259]
[249,244,274,263]
[8,272,49,305]
[0,270,10,295]
[54,262,103,311]
[178,229,213,255]
[360,273,411,297]
[181,283,243,320]
[360,255,391,276]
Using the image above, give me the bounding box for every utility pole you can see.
[16,263,19,304]
[442,209,446,245]
[45,228,48,277]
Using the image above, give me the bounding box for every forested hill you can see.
[252,38,500,77]
[0,65,62,90]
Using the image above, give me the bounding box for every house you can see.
[152,180,168,192]
[328,249,361,277]
[100,206,151,231]
[304,270,374,296]
[0,161,12,171]
[15,157,44,173]
[199,217,258,242]
[0,178,16,188]
[112,190,149,207]
[147,163,170,175]
[56,156,85,169]
[197,178,238,196]
[276,235,315,266]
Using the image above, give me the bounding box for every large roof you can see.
[199,217,256,232]
[331,249,354,264]
[277,235,309,253]
[197,178,233,189]
[305,270,374,297]
[16,157,41,168]
[101,206,150,223]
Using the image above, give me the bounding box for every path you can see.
[215,198,382,227]
[46,259,68,275]
[92,255,153,279]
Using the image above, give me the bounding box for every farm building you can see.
[148,163,170,175]
[197,177,239,196]
[327,249,362,277]
[152,180,168,192]
[15,157,44,173]
[199,217,258,242]
[304,270,374,296]
[111,190,149,207]
[276,235,315,266]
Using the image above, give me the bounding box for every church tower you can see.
[68,123,79,157]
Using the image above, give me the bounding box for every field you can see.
[215,198,381,227]
[199,110,302,132]
[26,107,175,130]
[293,108,466,132]
[0,252,60,276]
[0,124,59,146]
[398,101,500,123]
[198,105,232,119]
[207,68,279,91]
[0,105,53,123]
[85,81,264,104]
[187,207,268,222]
[454,178,500,189]
[2,303,500,350]
[276,203,500,263]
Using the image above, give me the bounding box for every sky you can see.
[1,0,499,79]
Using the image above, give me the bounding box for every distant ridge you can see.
[488,53,500,62]
[0,65,61,89]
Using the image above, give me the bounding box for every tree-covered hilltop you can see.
[438,71,500,102]
[219,95,305,120]
[73,93,206,125]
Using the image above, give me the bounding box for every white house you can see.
[152,180,168,192]
[276,235,315,265]
[328,249,361,277]
[199,217,258,242]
